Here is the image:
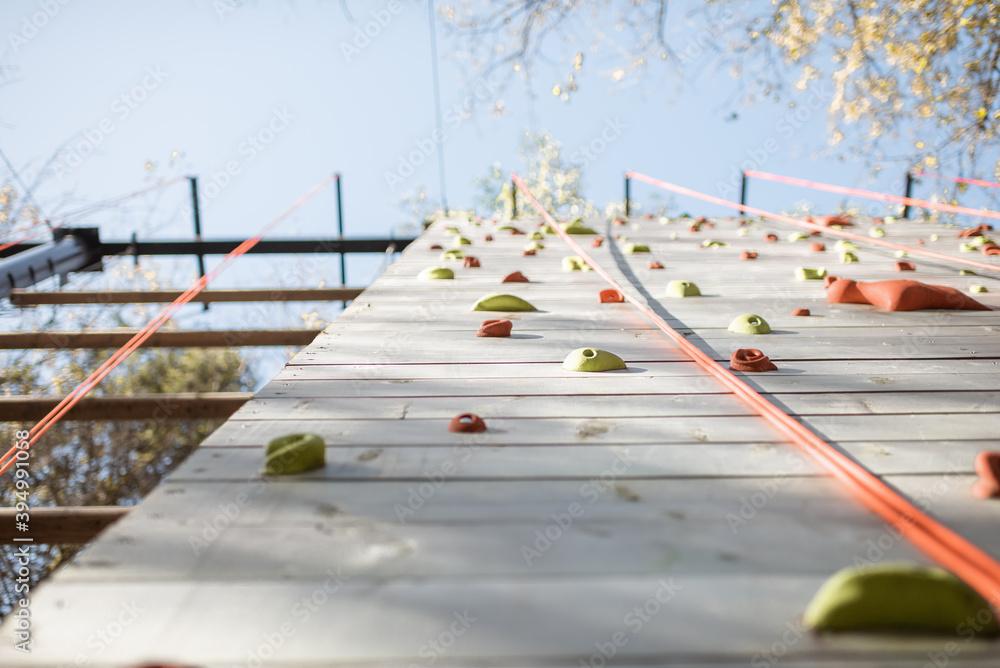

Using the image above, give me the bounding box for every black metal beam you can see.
[1,237,416,259]
[1,228,103,300]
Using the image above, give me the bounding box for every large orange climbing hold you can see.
[599,289,624,303]
[729,349,778,372]
[894,261,915,271]
[826,277,991,311]
[591,237,604,248]
[740,251,757,260]
[957,224,993,238]
[810,215,854,227]
[972,451,1000,499]
[476,319,513,337]
[464,256,481,268]
[449,413,487,433]
[810,242,826,252]
[501,271,529,283]
[981,243,1000,256]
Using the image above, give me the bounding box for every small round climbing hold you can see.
[764,234,778,242]
[840,251,859,263]
[972,451,1000,499]
[501,271,529,283]
[464,256,481,268]
[970,285,988,293]
[835,240,860,251]
[599,289,624,303]
[528,231,544,240]
[524,241,545,251]
[562,219,598,234]
[665,280,701,298]
[869,227,886,238]
[510,228,525,235]
[591,237,604,247]
[740,251,758,260]
[522,249,536,256]
[700,239,729,248]
[894,261,915,271]
[263,433,325,475]
[562,347,627,372]
[791,308,811,316]
[472,293,538,312]
[443,226,461,235]
[729,348,778,372]
[613,218,626,226]
[624,243,651,253]
[476,319,513,337]
[803,562,1000,636]
[960,269,977,276]
[440,249,466,260]
[787,232,809,242]
[809,242,826,252]
[647,261,664,269]
[728,313,772,335]
[929,234,940,241]
[895,250,908,258]
[428,244,443,250]
[795,267,828,281]
[452,236,472,246]
[449,413,487,433]
[562,256,592,271]
[417,266,455,280]
[483,234,493,242]
[737,228,750,236]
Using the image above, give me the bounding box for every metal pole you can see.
[335,173,348,308]
[739,172,748,215]
[189,176,208,310]
[624,175,631,218]
[901,172,914,219]
[510,178,517,219]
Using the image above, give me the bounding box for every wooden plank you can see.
[0,506,128,544]
[0,329,322,349]
[0,392,251,421]
[8,287,364,306]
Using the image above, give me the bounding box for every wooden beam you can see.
[0,392,251,421]
[8,287,364,306]
[0,506,129,545]
[0,329,322,349]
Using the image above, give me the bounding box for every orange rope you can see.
[627,171,1000,274]
[514,172,1000,609]
[0,175,335,476]
[744,169,1000,223]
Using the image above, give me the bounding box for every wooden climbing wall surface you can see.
[3,212,1000,667]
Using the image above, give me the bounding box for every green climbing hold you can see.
[869,227,886,237]
[737,228,750,236]
[969,236,993,248]
[452,235,472,246]
[263,433,326,475]
[562,256,592,271]
[528,231,545,240]
[960,269,977,276]
[795,267,828,281]
[804,563,999,636]
[883,216,899,224]
[835,240,860,251]
[665,280,701,298]
[787,232,809,242]
[895,250,908,258]
[524,241,545,251]
[840,251,859,263]
[562,347,627,372]
[959,243,978,253]
[472,293,538,312]
[624,243,651,253]
[562,219,598,234]
[728,313,771,335]
[440,249,466,260]
[971,285,988,293]
[417,266,455,280]
[497,224,517,231]
[701,239,729,248]
[443,226,461,235]
[930,234,940,241]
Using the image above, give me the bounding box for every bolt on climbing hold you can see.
[700,240,729,248]
[737,228,750,236]
[524,242,545,251]
[443,226,461,235]
[809,242,826,252]
[441,249,466,260]
[894,261,915,271]
[501,271,529,283]
[791,308,811,316]
[591,237,604,247]
[647,261,664,269]
[895,250,908,258]
[787,232,809,242]
[826,278,990,311]
[834,240,860,251]
[803,563,1000,636]
[599,289,624,303]
[529,231,545,240]
[417,266,455,280]
[449,413,487,433]
[729,348,777,372]
[464,256,481,268]
[665,280,701,298]
[562,347,627,372]
[562,219,598,234]
[428,244,443,250]
[970,285,988,293]
[483,234,494,242]
[562,256,592,271]
[728,313,771,335]
[452,236,472,247]
[613,218,626,226]
[795,267,828,280]
[960,269,977,275]
[869,227,886,237]
[972,451,1000,499]
[959,242,979,252]
[624,243,651,253]
[522,249,536,256]
[740,251,758,260]
[476,319,513,337]
[764,234,778,242]
[929,234,940,241]
[472,293,538,312]
[263,433,325,475]
[840,251,859,263]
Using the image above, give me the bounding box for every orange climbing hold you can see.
[972,451,1000,499]
[599,289,624,303]
[764,234,778,242]
[522,249,536,256]
[810,242,826,252]
[613,218,626,226]
[791,308,811,316]
[647,261,664,269]
[826,277,991,311]
[591,237,604,248]
[476,319,513,338]
[464,256,481,268]
[729,349,778,372]
[810,215,854,227]
[428,244,443,250]
[449,413,487,433]
[895,261,916,271]
[501,271,529,283]
[957,225,993,238]
[510,228,525,235]
[483,234,493,242]
[740,251,758,260]
[981,243,1000,256]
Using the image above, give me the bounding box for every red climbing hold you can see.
[764,234,778,242]
[809,242,826,252]
[464,256,481,268]
[501,271,529,283]
[483,235,494,242]
[647,261,664,269]
[826,277,991,311]
[599,289,624,303]
[591,237,604,248]
[740,251,758,260]
[894,261,916,271]
[981,243,1000,256]
[791,308,811,316]
[613,218,626,226]
[689,224,701,233]
[510,228,525,235]
[809,215,854,227]
[428,244,443,250]
[522,249,536,256]
[476,319,513,337]
[957,224,993,238]
[972,451,1000,499]
[916,239,925,245]
[449,413,487,433]
[729,349,778,372]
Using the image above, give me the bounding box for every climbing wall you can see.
[3,212,1000,666]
